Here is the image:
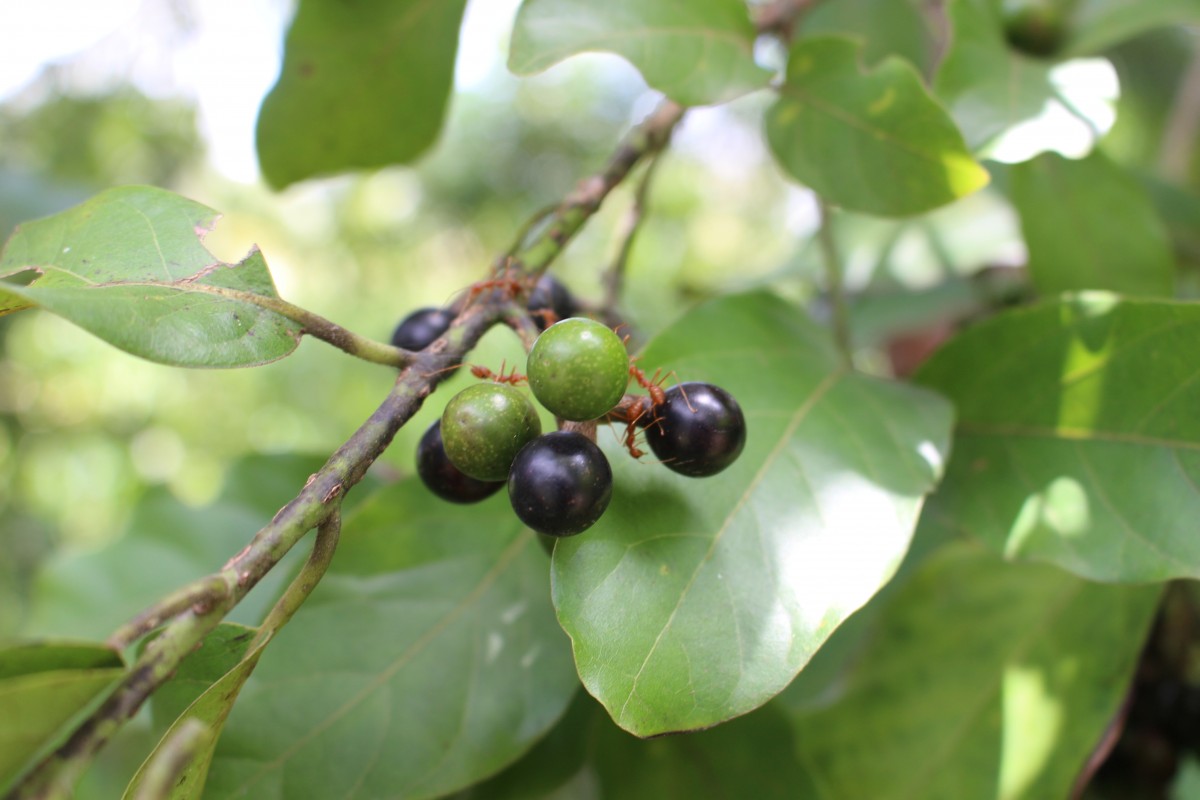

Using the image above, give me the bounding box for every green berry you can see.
[527,318,629,421]
[441,383,542,481]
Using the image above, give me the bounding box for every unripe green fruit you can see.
[527,318,629,421]
[441,383,542,481]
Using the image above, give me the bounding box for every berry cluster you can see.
[396,285,746,538]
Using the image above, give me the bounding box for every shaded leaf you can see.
[1064,0,1200,56]
[802,0,938,75]
[916,295,1200,582]
[789,542,1160,799]
[553,292,953,736]
[125,625,265,800]
[457,693,815,800]
[257,0,469,188]
[1011,150,1176,296]
[25,455,329,641]
[934,0,1055,151]
[508,0,770,107]
[0,186,300,367]
[206,478,577,799]
[766,36,989,216]
[0,642,124,793]
[589,700,814,798]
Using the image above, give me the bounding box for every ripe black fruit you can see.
[645,382,746,477]
[416,420,504,503]
[527,274,575,331]
[391,307,454,351]
[508,431,612,537]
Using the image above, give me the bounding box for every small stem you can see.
[816,197,853,366]
[129,719,209,800]
[1158,32,1200,179]
[177,285,415,368]
[512,100,685,277]
[106,575,230,651]
[505,204,560,258]
[501,303,542,352]
[251,512,341,649]
[603,152,665,313]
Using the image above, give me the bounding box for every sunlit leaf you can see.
[789,542,1159,799]
[554,292,953,736]
[916,295,1200,582]
[0,186,300,367]
[206,479,578,799]
[257,0,469,188]
[508,0,770,107]
[767,36,989,216]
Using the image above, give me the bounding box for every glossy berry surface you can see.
[391,307,454,351]
[508,431,612,537]
[645,382,746,477]
[527,318,628,421]
[527,274,575,331]
[416,420,504,503]
[441,383,542,482]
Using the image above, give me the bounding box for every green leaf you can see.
[458,693,816,799]
[789,542,1160,799]
[1064,0,1200,56]
[508,0,771,107]
[934,0,1055,152]
[26,455,330,641]
[766,36,989,217]
[916,295,1200,582]
[0,642,125,794]
[0,186,301,367]
[1011,150,1176,296]
[553,292,954,736]
[802,0,938,75]
[125,625,265,800]
[589,701,814,798]
[257,0,469,188]
[206,478,578,799]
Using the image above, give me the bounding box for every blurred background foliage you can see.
[0,0,1197,651]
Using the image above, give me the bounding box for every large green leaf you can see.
[802,0,937,75]
[790,542,1159,799]
[458,693,816,799]
[206,478,578,799]
[916,295,1200,582]
[257,0,469,188]
[553,292,953,737]
[934,0,1055,152]
[0,642,125,794]
[1011,150,1176,296]
[766,36,989,217]
[1064,0,1200,56]
[125,625,265,800]
[508,0,771,107]
[0,186,300,367]
[25,455,329,641]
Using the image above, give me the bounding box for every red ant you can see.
[470,360,527,385]
[460,259,527,308]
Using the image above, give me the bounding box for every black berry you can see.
[644,382,746,477]
[508,431,612,537]
[391,307,454,351]
[527,274,575,331]
[416,420,504,504]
